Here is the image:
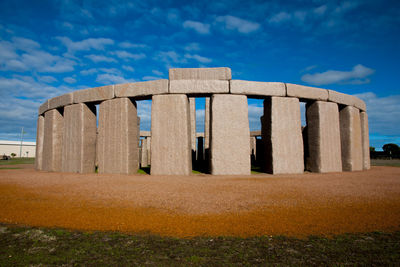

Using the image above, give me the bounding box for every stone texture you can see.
[286,83,328,101]
[62,103,97,173]
[306,101,342,173]
[189,97,196,152]
[97,98,139,174]
[210,94,250,175]
[48,93,73,110]
[169,67,231,80]
[146,137,151,166]
[339,106,363,171]
[262,97,304,174]
[42,109,63,172]
[151,94,191,175]
[35,115,44,170]
[140,131,151,137]
[230,80,285,96]
[250,136,256,157]
[354,97,367,111]
[328,90,366,111]
[73,85,114,103]
[250,130,261,137]
[204,97,210,150]
[360,111,370,170]
[141,138,148,168]
[169,80,229,94]
[38,100,49,115]
[115,80,168,98]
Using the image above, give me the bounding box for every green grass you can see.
[371,159,400,167]
[0,224,399,266]
[0,167,21,169]
[0,157,35,165]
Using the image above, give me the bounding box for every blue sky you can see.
[0,0,399,150]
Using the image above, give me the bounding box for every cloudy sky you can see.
[0,0,399,150]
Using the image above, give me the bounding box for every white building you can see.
[0,140,36,158]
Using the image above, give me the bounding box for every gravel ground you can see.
[0,165,399,237]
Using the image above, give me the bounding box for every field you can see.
[0,158,399,265]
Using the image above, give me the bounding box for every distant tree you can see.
[370,147,375,152]
[382,143,399,156]
[11,153,16,158]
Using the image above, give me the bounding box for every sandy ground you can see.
[0,165,399,238]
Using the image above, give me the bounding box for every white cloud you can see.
[63,77,76,84]
[57,37,114,53]
[122,65,135,72]
[152,70,163,76]
[185,54,212,63]
[301,64,375,85]
[268,12,292,24]
[96,73,134,84]
[184,42,201,51]
[119,41,147,49]
[314,5,327,16]
[137,100,152,131]
[85,54,117,63]
[247,103,263,131]
[183,20,210,34]
[216,15,260,34]
[142,76,162,81]
[156,51,187,64]
[38,76,57,83]
[80,68,98,76]
[111,50,146,60]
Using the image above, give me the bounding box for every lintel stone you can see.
[73,85,114,103]
[169,80,229,94]
[115,79,168,98]
[169,67,231,80]
[48,93,73,110]
[286,83,328,101]
[230,80,285,96]
[140,131,151,137]
[38,100,49,115]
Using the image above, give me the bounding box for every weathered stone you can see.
[306,101,342,173]
[38,100,49,115]
[230,80,285,96]
[250,130,261,137]
[262,97,304,174]
[169,80,229,94]
[115,80,168,98]
[62,103,97,173]
[339,106,363,171]
[360,111,370,170]
[97,98,139,174]
[189,98,197,152]
[48,93,73,110]
[151,94,191,175]
[140,131,151,137]
[354,97,367,111]
[250,136,256,156]
[328,90,366,111]
[35,115,44,170]
[169,67,231,80]
[146,136,151,166]
[141,138,148,168]
[42,109,63,172]
[210,94,250,175]
[286,83,328,101]
[73,85,114,103]
[204,97,210,149]
[196,133,205,138]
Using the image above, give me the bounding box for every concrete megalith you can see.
[42,109,64,172]
[140,138,148,168]
[210,94,250,175]
[62,103,97,173]
[262,97,304,174]
[35,115,44,170]
[306,101,342,173]
[339,106,363,171]
[151,94,192,175]
[360,111,370,170]
[146,137,151,166]
[97,98,139,174]
[189,97,196,165]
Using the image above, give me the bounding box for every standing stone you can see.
[146,136,151,166]
[141,138,148,168]
[262,97,304,174]
[62,103,97,173]
[35,115,44,170]
[360,111,370,170]
[42,109,64,172]
[250,136,257,165]
[189,98,196,165]
[340,106,363,171]
[210,94,250,175]
[151,94,191,175]
[306,101,342,172]
[97,98,139,174]
[204,97,210,150]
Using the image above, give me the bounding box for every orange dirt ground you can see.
[0,165,399,238]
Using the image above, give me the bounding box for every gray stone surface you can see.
[151,94,191,175]
[169,80,229,94]
[286,83,328,101]
[38,100,49,115]
[328,90,366,111]
[115,80,169,98]
[204,97,210,149]
[262,97,304,174]
[42,109,63,172]
[97,98,139,174]
[73,85,114,103]
[230,80,285,96]
[306,101,342,173]
[169,67,231,80]
[140,138,148,168]
[140,131,151,137]
[146,137,151,166]
[62,103,97,173]
[360,111,370,170]
[210,94,250,175]
[340,106,363,171]
[48,93,73,110]
[354,97,367,111]
[35,115,44,170]
[189,97,197,152]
